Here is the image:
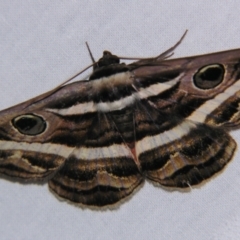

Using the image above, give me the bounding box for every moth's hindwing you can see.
[1,48,240,207]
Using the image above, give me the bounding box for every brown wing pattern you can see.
[1,48,240,207]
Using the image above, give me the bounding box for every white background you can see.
[1,1,240,239]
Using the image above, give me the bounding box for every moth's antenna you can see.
[85,42,96,64]
[57,63,94,86]
[117,30,188,62]
[156,30,188,60]
[24,62,95,108]
[31,43,98,104]
[25,43,99,107]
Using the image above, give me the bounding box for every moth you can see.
[1,32,240,207]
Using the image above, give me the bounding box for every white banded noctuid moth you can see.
[0,31,240,207]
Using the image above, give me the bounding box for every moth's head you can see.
[89,51,129,81]
[94,51,120,70]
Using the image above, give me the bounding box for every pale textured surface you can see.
[1,1,240,239]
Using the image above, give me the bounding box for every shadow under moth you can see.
[0,32,240,207]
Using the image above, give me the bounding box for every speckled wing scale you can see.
[1,35,240,207]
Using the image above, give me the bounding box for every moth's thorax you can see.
[91,71,133,92]
[89,63,130,80]
[90,71,136,112]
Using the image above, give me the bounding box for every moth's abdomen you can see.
[109,108,135,143]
